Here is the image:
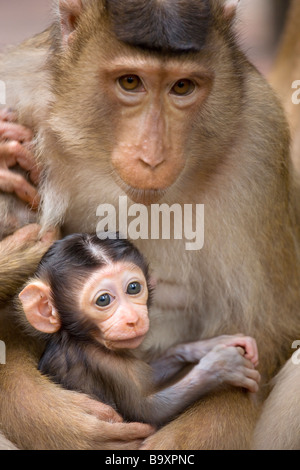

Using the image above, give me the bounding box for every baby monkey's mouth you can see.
[106,334,147,350]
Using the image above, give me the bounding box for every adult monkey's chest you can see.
[135,237,205,356]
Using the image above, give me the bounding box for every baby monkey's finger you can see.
[242,377,259,394]
[234,337,259,366]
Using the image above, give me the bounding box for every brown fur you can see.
[0,0,299,449]
[252,356,300,450]
[0,192,36,241]
[142,389,259,450]
[37,329,161,425]
[0,225,57,307]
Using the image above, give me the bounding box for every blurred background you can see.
[0,0,52,50]
[0,0,292,75]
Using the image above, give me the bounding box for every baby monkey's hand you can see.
[175,334,259,368]
[196,344,261,393]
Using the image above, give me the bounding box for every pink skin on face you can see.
[79,261,149,350]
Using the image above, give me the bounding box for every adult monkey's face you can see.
[50,0,240,204]
[108,56,213,201]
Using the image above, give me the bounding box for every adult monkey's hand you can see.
[0,108,52,301]
[0,108,40,209]
[0,109,48,302]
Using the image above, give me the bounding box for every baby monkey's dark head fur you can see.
[31,233,152,342]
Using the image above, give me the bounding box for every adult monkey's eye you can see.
[96,293,112,307]
[119,75,143,92]
[171,79,195,96]
[126,281,142,295]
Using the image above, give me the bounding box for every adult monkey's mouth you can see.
[117,179,167,205]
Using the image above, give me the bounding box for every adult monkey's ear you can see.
[19,281,61,334]
[221,0,240,21]
[58,0,84,47]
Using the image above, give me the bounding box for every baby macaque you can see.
[19,234,260,426]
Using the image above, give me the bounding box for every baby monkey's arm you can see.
[144,342,260,426]
[150,335,259,386]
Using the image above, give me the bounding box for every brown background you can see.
[0,0,52,51]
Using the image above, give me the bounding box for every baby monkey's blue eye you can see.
[96,293,111,307]
[127,282,141,295]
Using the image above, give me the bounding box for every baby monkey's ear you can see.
[19,281,61,334]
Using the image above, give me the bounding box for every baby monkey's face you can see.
[80,261,149,350]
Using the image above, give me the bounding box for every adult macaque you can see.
[0,0,300,450]
[19,234,260,426]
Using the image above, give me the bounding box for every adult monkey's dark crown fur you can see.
[106,0,212,53]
